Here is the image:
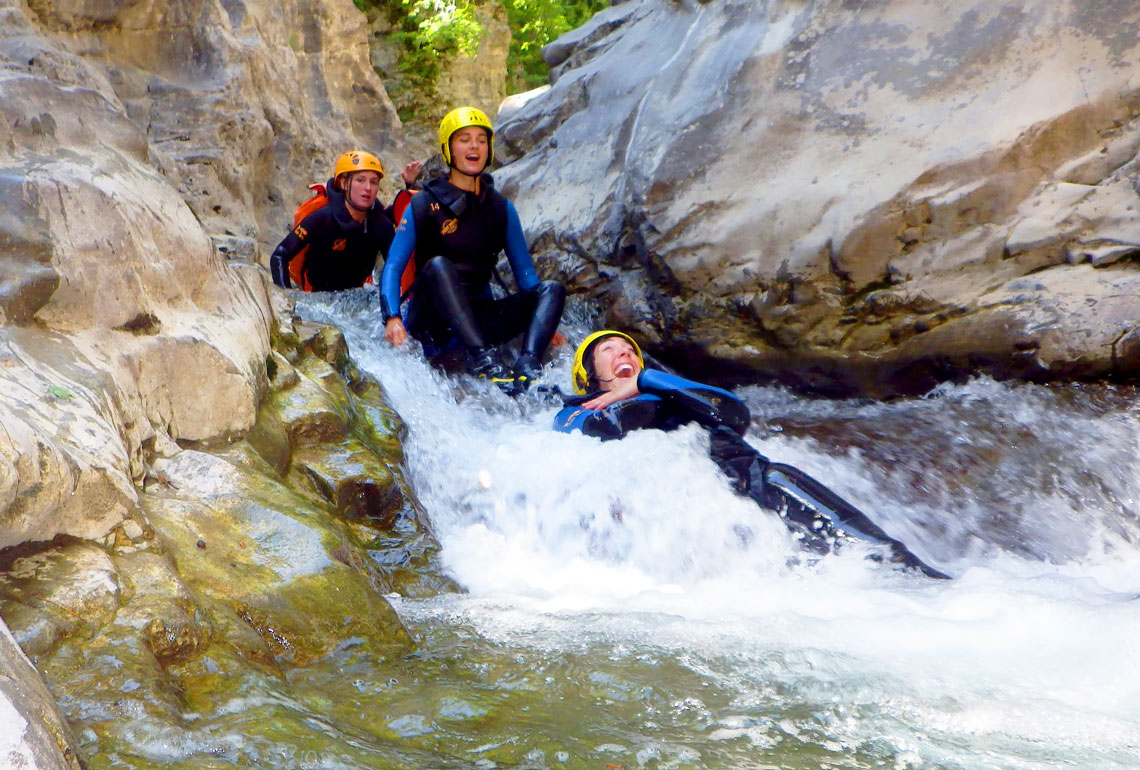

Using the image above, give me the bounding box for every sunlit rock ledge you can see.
[497,0,1140,396]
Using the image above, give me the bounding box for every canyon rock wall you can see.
[497,0,1140,396]
[1,1,421,763]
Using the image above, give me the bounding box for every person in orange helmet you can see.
[270,150,421,291]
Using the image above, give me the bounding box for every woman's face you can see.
[449,127,489,175]
[592,336,641,391]
[345,170,381,210]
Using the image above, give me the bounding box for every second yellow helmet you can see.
[570,330,644,395]
[438,107,494,167]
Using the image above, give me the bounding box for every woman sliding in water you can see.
[553,330,950,579]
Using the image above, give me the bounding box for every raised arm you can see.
[636,369,751,436]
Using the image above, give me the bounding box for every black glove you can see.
[269,254,291,289]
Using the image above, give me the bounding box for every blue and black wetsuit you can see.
[270,179,395,291]
[554,368,761,491]
[555,368,949,578]
[380,174,564,370]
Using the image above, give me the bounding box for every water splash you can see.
[297,288,1140,770]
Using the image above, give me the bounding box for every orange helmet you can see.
[332,150,384,189]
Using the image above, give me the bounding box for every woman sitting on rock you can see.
[554,330,949,578]
[380,107,566,396]
[270,151,421,292]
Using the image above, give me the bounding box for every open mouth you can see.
[614,363,635,377]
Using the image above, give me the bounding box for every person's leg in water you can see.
[474,280,566,390]
[407,256,515,387]
[705,427,830,548]
[708,428,949,577]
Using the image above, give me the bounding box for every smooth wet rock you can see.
[0,620,85,770]
[498,0,1140,396]
[145,448,411,663]
[0,542,121,662]
[269,358,352,449]
[291,438,402,525]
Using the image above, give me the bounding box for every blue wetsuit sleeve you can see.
[503,200,539,292]
[381,207,416,319]
[638,369,751,435]
[637,369,732,396]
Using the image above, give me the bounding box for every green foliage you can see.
[501,0,608,91]
[361,0,606,119]
[365,0,484,120]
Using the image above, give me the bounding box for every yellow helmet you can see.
[333,150,384,189]
[571,330,644,395]
[438,107,494,167]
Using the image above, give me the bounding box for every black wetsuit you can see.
[379,174,564,368]
[555,368,949,578]
[270,179,395,291]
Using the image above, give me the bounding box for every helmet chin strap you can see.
[341,175,373,213]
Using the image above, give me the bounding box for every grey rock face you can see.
[0,622,84,770]
[497,0,1140,395]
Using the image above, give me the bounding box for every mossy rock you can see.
[245,399,292,476]
[295,322,350,371]
[290,438,402,526]
[143,451,412,664]
[0,539,122,662]
[265,358,351,449]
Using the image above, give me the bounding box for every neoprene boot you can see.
[469,347,517,392]
[511,352,543,391]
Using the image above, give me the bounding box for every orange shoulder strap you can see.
[288,183,327,291]
[392,189,418,296]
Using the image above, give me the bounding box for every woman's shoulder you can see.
[297,200,339,232]
[481,174,511,205]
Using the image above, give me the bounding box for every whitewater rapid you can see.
[299,290,1140,769]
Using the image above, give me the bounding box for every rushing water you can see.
[288,290,1140,770]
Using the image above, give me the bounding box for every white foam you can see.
[299,291,1140,768]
